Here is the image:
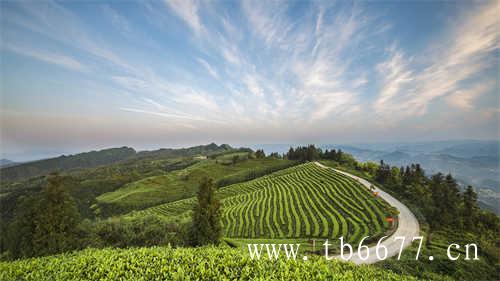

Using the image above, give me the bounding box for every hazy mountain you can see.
[435,141,499,158]
[0,159,17,168]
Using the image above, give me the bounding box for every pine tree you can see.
[32,173,81,256]
[6,196,39,258]
[190,177,222,246]
[8,173,81,258]
[463,186,478,231]
[443,174,461,226]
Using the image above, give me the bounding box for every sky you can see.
[0,0,499,161]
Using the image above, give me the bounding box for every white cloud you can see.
[243,74,264,97]
[242,0,292,48]
[196,58,219,79]
[173,91,219,111]
[164,0,203,34]
[220,44,241,66]
[310,92,357,121]
[5,1,137,73]
[4,0,497,144]
[374,46,414,113]
[120,107,226,124]
[374,2,499,118]
[2,43,86,72]
[445,82,494,111]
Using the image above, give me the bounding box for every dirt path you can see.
[314,161,420,264]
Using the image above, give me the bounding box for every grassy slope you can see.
[0,246,418,281]
[97,157,295,211]
[138,163,393,243]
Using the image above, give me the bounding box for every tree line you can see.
[366,160,498,235]
[1,173,222,260]
[285,144,355,164]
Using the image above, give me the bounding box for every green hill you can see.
[0,144,243,221]
[0,246,417,281]
[0,147,136,183]
[95,156,296,216]
[137,163,392,242]
[0,143,235,184]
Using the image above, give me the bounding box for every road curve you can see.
[314,162,420,265]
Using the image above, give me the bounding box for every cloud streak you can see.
[2,42,86,72]
[375,2,499,119]
[164,0,204,34]
[1,0,498,151]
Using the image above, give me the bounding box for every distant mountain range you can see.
[0,159,18,168]
[251,140,500,214]
[3,141,498,214]
[0,143,233,183]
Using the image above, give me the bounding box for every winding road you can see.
[314,162,420,265]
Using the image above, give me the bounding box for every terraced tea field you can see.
[96,157,295,213]
[138,163,392,242]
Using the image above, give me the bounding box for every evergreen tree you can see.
[442,174,461,226]
[32,173,81,256]
[7,173,81,258]
[190,177,222,246]
[462,186,478,231]
[429,173,444,229]
[375,160,391,184]
[6,195,39,258]
[255,149,266,159]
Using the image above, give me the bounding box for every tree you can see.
[32,173,81,256]
[462,186,478,231]
[375,160,391,184]
[442,174,461,226]
[428,173,461,229]
[6,195,39,258]
[7,173,81,258]
[189,177,222,246]
[255,149,266,159]
[231,155,239,165]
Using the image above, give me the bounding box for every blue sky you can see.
[0,0,498,160]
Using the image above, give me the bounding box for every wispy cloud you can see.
[1,42,86,72]
[102,5,132,36]
[4,1,136,73]
[164,0,204,34]
[120,107,227,124]
[374,45,414,113]
[196,58,219,79]
[375,2,499,119]
[445,81,495,111]
[242,0,292,48]
[1,0,498,149]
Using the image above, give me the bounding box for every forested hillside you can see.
[0,147,136,183]
[0,144,245,231]
[0,144,498,281]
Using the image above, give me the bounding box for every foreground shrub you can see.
[0,246,418,281]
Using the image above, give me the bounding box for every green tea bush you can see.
[0,246,418,281]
